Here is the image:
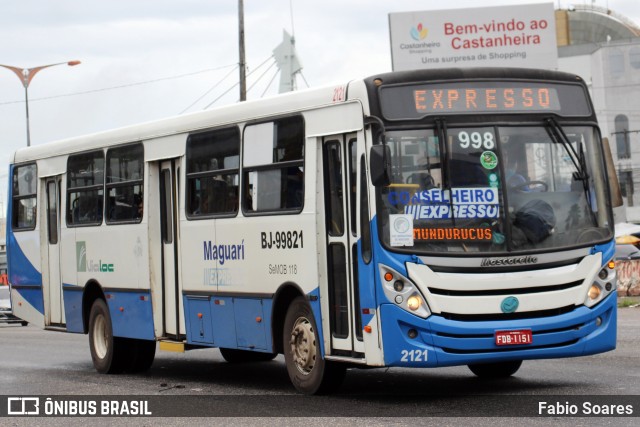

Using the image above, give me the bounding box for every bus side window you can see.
[67,151,105,227]
[186,126,240,218]
[105,143,144,224]
[242,116,304,214]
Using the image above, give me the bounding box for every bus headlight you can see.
[588,284,601,300]
[379,264,430,318]
[407,295,422,311]
[584,258,616,308]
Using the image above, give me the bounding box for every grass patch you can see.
[618,297,640,308]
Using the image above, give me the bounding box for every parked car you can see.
[615,243,640,261]
[615,222,640,260]
[615,222,640,238]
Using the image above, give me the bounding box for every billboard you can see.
[389,3,558,71]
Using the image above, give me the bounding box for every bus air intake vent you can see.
[442,339,580,354]
[428,280,583,297]
[440,305,575,322]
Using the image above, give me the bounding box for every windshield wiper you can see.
[435,118,456,227]
[544,117,589,182]
[544,117,597,223]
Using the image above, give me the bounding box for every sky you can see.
[1,0,640,212]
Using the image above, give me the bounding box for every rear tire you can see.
[220,348,277,363]
[283,296,346,394]
[468,360,522,378]
[88,298,127,374]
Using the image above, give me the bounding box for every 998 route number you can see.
[400,349,428,362]
[261,230,303,249]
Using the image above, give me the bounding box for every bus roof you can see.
[11,80,354,164]
[362,67,586,87]
[11,68,589,165]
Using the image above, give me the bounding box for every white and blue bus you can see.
[7,68,619,394]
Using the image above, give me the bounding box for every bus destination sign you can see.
[379,81,591,119]
[414,85,560,114]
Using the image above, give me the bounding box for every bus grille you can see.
[439,305,576,322]
[427,280,583,297]
[441,339,580,354]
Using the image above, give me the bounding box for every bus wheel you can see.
[468,360,522,378]
[220,348,277,363]
[283,296,346,394]
[88,298,126,374]
[127,339,156,373]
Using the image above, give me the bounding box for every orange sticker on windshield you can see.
[413,227,492,242]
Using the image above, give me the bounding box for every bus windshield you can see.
[377,124,613,254]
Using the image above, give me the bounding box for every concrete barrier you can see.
[616,259,640,296]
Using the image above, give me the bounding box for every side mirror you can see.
[602,137,623,208]
[370,145,391,187]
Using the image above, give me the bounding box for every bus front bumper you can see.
[379,291,617,367]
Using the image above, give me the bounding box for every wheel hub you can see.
[93,314,108,359]
[289,316,316,375]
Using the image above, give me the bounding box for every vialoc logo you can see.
[410,23,428,41]
[76,241,115,273]
[76,241,87,272]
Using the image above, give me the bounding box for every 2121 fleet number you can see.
[400,349,428,362]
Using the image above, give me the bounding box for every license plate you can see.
[495,329,533,346]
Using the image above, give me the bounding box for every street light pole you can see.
[0,60,81,147]
[238,0,247,102]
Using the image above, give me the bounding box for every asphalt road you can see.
[0,306,639,426]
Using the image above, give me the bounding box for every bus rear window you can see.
[11,164,37,230]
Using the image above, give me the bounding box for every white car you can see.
[0,286,28,326]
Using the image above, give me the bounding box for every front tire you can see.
[283,296,345,394]
[88,298,127,374]
[468,360,523,378]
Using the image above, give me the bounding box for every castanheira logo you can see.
[410,23,428,41]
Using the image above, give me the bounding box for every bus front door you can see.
[44,177,63,326]
[159,159,184,338]
[322,134,365,355]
